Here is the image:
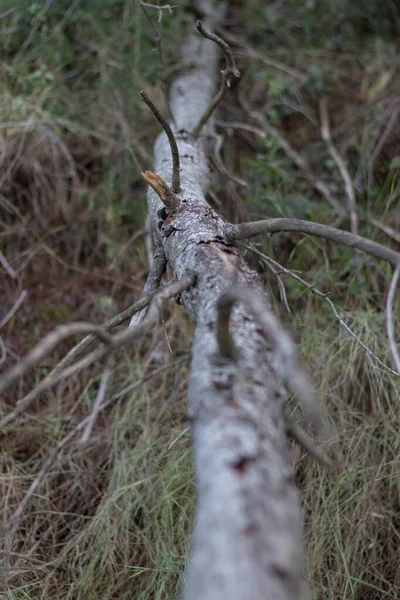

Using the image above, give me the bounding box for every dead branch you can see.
[216,285,328,437]
[140,90,181,192]
[0,323,114,396]
[246,244,400,378]
[230,218,400,267]
[129,240,167,328]
[0,290,28,330]
[142,170,181,212]
[0,335,6,367]
[284,415,332,470]
[386,264,400,374]
[192,21,240,138]
[0,250,17,279]
[319,97,358,234]
[0,275,195,432]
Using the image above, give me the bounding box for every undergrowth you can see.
[1,1,399,599]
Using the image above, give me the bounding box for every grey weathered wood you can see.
[144,3,303,599]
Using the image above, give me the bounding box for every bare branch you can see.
[252,247,291,313]
[195,21,239,78]
[0,335,6,367]
[192,22,240,138]
[386,264,400,374]
[368,106,400,188]
[216,285,328,437]
[129,240,167,328]
[246,244,400,378]
[0,250,17,279]
[0,324,113,396]
[0,290,28,330]
[140,90,181,193]
[80,357,113,444]
[319,97,358,234]
[230,218,400,267]
[142,170,181,212]
[285,415,332,470]
[0,275,195,432]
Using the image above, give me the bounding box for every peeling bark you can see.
[144,4,303,599]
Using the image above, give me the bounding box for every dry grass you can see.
[1,1,400,599]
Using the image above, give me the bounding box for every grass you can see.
[1,1,400,599]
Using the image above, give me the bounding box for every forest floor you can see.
[1,1,400,599]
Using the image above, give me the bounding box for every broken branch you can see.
[142,170,181,212]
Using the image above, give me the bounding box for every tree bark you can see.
[144,3,303,599]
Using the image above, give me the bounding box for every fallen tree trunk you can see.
[144,4,303,599]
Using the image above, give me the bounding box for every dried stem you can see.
[80,357,113,444]
[319,97,358,234]
[231,218,400,268]
[245,244,400,378]
[386,264,400,374]
[140,90,181,192]
[216,285,328,437]
[192,21,240,138]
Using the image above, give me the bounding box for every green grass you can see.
[1,1,400,599]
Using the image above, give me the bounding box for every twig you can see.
[369,217,400,244]
[140,90,180,193]
[79,357,113,444]
[0,324,113,396]
[368,106,400,188]
[252,246,291,313]
[0,335,6,367]
[230,218,400,267]
[0,251,17,279]
[212,131,248,187]
[145,215,155,269]
[142,170,181,212]
[192,22,240,138]
[196,21,239,76]
[140,1,177,21]
[167,427,190,450]
[285,415,332,469]
[216,285,328,437]
[0,276,196,431]
[245,244,400,378]
[319,98,358,234]
[0,290,28,330]
[129,240,167,328]
[386,265,400,374]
